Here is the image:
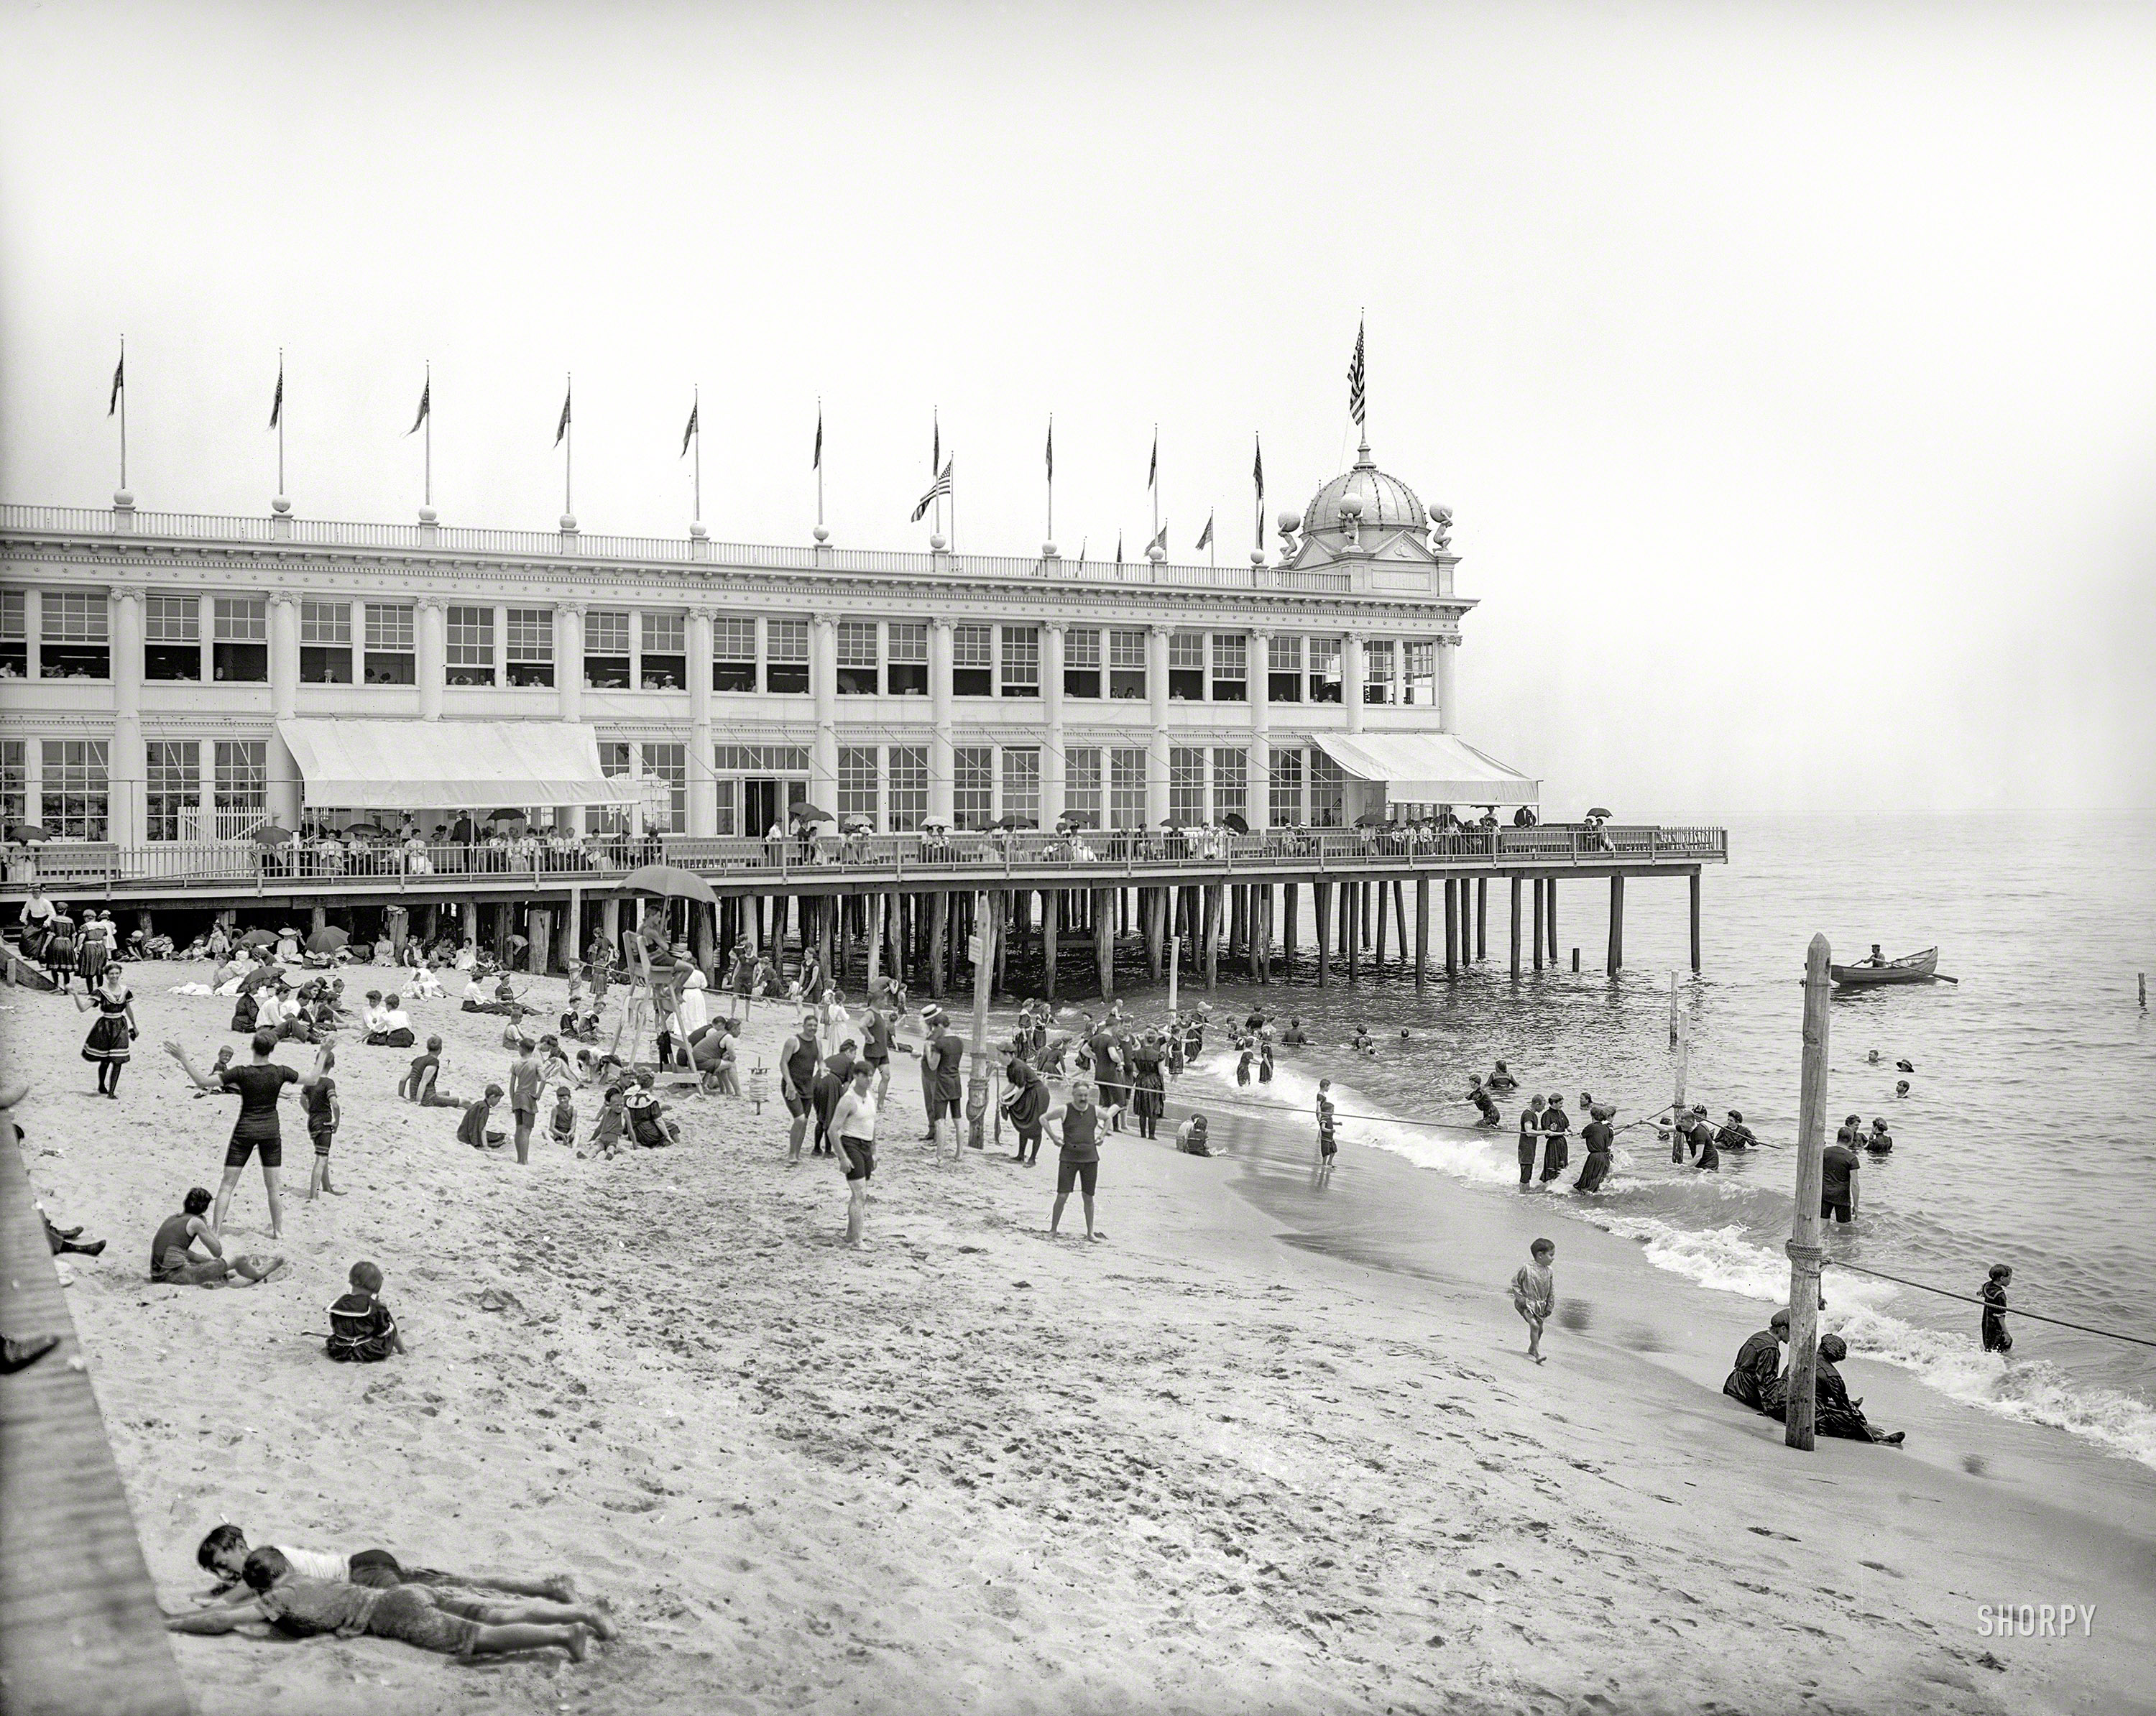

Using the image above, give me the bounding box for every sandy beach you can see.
[4,961,2152,1715]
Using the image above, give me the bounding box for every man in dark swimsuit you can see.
[780,1015,820,1163]
[1820,1133,1860,1223]
[1047,1079,1105,1240]
[166,1033,324,1239]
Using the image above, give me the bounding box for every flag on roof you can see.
[1195,511,1213,551]
[1348,316,1366,427]
[681,396,698,457]
[268,355,283,430]
[1148,522,1168,554]
[555,379,572,446]
[1253,434,1263,503]
[814,406,822,469]
[1147,427,1157,490]
[108,349,124,415]
[406,373,430,435]
[1045,416,1054,481]
[911,457,953,523]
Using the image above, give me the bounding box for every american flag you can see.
[109,348,124,415]
[1148,522,1169,554]
[1348,317,1366,427]
[1195,512,1213,550]
[406,373,430,435]
[681,396,699,457]
[555,379,572,447]
[911,457,953,522]
[268,356,283,430]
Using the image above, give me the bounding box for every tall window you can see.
[1210,635,1248,702]
[300,599,352,684]
[0,591,24,677]
[1169,747,1206,824]
[952,625,992,696]
[1310,748,1345,827]
[211,598,267,683]
[445,605,496,686]
[953,746,992,827]
[1065,747,1102,825]
[640,614,686,690]
[1110,747,1148,829]
[713,776,738,836]
[887,622,928,696]
[888,745,928,829]
[643,742,686,832]
[1309,636,1342,703]
[1269,749,1304,827]
[0,740,24,831]
[836,622,880,696]
[145,740,198,841]
[1062,627,1101,698]
[1168,631,1204,701]
[1212,747,1248,821]
[1363,639,1396,704]
[42,739,109,839]
[838,745,880,824]
[507,608,554,687]
[1108,629,1147,699]
[364,602,415,685]
[599,742,631,782]
[712,618,756,692]
[1000,747,1041,823]
[1268,634,1303,703]
[1406,639,1436,706]
[214,741,266,824]
[1000,627,1039,698]
[584,610,632,688]
[765,619,809,693]
[147,595,204,681]
[42,591,111,679]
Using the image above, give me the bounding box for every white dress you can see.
[678,969,710,1035]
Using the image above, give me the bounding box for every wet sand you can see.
[4,964,2152,1714]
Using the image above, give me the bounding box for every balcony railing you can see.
[3,825,1726,895]
[0,504,1356,594]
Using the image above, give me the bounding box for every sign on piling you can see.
[1784,933,1832,1452]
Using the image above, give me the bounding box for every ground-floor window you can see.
[1000,747,1040,825]
[1064,747,1102,826]
[953,747,992,829]
[1110,747,1148,830]
[41,739,109,840]
[146,739,199,841]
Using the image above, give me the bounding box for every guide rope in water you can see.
[1825,1260,2156,1350]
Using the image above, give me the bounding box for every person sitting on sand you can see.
[1805,1334,1906,1444]
[326,1260,407,1362]
[1175,1113,1214,1155]
[1722,1309,1791,1413]
[165,1546,611,1662]
[458,1084,506,1150]
[365,994,415,1048]
[548,1085,579,1149]
[1509,1238,1556,1364]
[191,1525,578,1603]
[622,1071,681,1148]
[589,1084,627,1156]
[150,1187,279,1287]
[399,1036,459,1107]
[1487,1061,1519,1093]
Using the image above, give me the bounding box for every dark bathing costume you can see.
[1057,1100,1101,1198]
[221,1061,298,1168]
[784,1035,819,1115]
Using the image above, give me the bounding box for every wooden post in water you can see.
[1392,881,1409,970]
[1531,879,1544,972]
[1146,889,1164,981]
[1283,882,1298,975]
[1373,878,1388,967]
[1444,877,1458,978]
[1689,869,1703,973]
[1414,880,1429,990]
[1203,886,1220,990]
[927,892,948,998]
[1476,877,1488,961]
[1095,888,1115,998]
[1546,879,1558,963]
[1314,883,1330,988]
[1609,875,1626,972]
[1042,890,1058,998]
[1345,882,1360,984]
[1508,877,1522,979]
[1785,933,1833,1452]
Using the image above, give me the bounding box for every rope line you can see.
[1824,1261,2156,1350]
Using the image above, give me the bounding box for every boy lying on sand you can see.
[191,1525,576,1602]
[167,1547,612,1661]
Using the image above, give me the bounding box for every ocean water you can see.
[1158,811,2156,1470]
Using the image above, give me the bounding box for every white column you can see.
[1042,621,1067,827]
[811,614,838,812]
[1248,627,1271,831]
[24,591,41,682]
[929,619,954,824]
[1343,634,1365,734]
[688,609,716,836]
[198,595,216,684]
[1437,636,1457,734]
[557,604,584,724]
[1146,624,1171,825]
[493,604,510,686]
[197,738,216,840]
[110,590,144,846]
[417,599,446,720]
[267,595,302,826]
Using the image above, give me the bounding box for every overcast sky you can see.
[4,1,2151,816]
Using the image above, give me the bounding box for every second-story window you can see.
[886,622,927,695]
[446,605,496,686]
[712,617,756,692]
[1211,633,1247,703]
[211,597,267,683]
[1406,639,1436,706]
[1062,627,1101,698]
[765,618,809,693]
[640,613,686,690]
[1364,639,1396,704]
[1212,747,1248,819]
[506,608,554,687]
[1108,628,1146,700]
[1001,747,1041,821]
[1065,747,1102,824]
[1110,747,1147,829]
[1309,636,1342,704]
[0,591,26,678]
[364,602,415,685]
[952,624,992,697]
[300,599,352,684]
[584,610,631,689]
[1000,626,1039,698]
[1268,634,1303,703]
[836,621,879,695]
[952,745,992,827]
[1168,630,1204,701]
[146,594,203,682]
[42,590,112,680]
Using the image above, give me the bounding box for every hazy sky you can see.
[4,1,2152,816]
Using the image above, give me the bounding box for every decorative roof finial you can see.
[1355,435,1374,471]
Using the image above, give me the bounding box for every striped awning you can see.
[1311,732,1539,805]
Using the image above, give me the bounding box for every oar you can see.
[1933,972,1959,984]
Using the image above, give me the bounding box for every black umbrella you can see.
[240,963,288,992]
[487,808,528,823]
[249,825,297,846]
[1056,814,1097,830]
[339,821,390,838]
[1354,810,1394,828]
[1585,806,1613,820]
[237,928,278,949]
[790,803,834,824]
[619,862,719,907]
[990,815,1038,831]
[305,926,349,955]
[6,824,52,842]
[1220,812,1250,836]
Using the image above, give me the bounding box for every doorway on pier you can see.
[742,779,808,836]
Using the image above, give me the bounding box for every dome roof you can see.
[1301,441,1428,538]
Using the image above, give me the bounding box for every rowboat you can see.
[1830,947,1938,987]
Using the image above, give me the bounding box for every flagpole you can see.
[815,398,824,535]
[276,347,285,497]
[564,372,573,520]
[118,336,128,495]
[1046,413,1054,545]
[692,383,701,524]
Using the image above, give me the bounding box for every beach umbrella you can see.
[238,928,279,949]
[338,821,389,838]
[789,802,833,824]
[305,926,349,955]
[990,815,1038,831]
[1353,810,1393,828]
[619,862,718,907]
[841,816,875,833]
[6,823,52,842]
[249,824,296,845]
[1219,812,1250,836]
[239,964,287,992]
[1585,806,1613,821]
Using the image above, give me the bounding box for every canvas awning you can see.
[1311,732,1540,805]
[276,720,645,810]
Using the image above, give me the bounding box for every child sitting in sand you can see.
[399,1036,459,1106]
[589,1085,627,1156]
[326,1260,405,1362]
[622,1071,681,1148]
[1175,1113,1213,1155]
[457,1084,506,1150]
[151,1188,280,1286]
[548,1085,578,1148]
[189,1045,236,1098]
[1510,1237,1557,1364]
[165,1546,611,1661]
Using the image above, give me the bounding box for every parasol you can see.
[619,862,718,907]
[1353,810,1394,828]
[1585,806,1613,820]
[250,825,296,846]
[789,803,834,824]
[240,964,287,992]
[238,928,278,949]
[1219,812,1250,835]
[305,926,349,955]
[6,824,52,842]
[990,815,1038,831]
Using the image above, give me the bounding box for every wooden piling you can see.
[1508,877,1521,979]
[1043,890,1059,998]
[928,892,948,998]
[528,908,552,976]
[1476,877,1488,961]
[1531,879,1544,972]
[1444,877,1458,978]
[1283,882,1299,976]
[1546,879,1558,962]
[1608,875,1626,973]
[1690,869,1703,973]
[1146,888,1164,981]
[1095,888,1115,997]
[1345,881,1360,984]
[1414,879,1429,991]
[1373,878,1388,967]
[1785,934,1833,1452]
[1314,882,1330,988]
[1202,886,1220,990]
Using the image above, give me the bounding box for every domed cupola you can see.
[1286,437,1445,570]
